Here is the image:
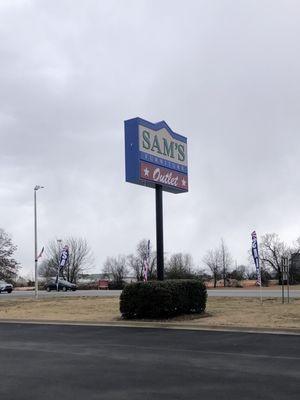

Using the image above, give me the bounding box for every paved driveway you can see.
[0,323,299,400]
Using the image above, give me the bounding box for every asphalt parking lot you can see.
[0,323,299,400]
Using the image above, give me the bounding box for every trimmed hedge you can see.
[108,280,126,290]
[120,279,207,319]
[76,282,99,290]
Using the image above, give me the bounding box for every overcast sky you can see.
[1,0,300,277]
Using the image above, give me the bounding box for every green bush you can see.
[76,282,99,290]
[120,279,207,319]
[108,280,126,290]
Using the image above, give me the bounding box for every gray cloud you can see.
[1,0,300,276]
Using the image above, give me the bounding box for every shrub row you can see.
[76,282,99,290]
[108,280,126,290]
[120,279,207,319]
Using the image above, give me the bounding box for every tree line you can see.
[101,239,205,289]
[203,234,300,286]
[1,225,300,286]
[102,238,255,289]
[103,235,300,287]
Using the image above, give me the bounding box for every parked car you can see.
[44,278,77,292]
[0,280,13,294]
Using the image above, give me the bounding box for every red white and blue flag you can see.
[143,240,150,282]
[251,231,261,286]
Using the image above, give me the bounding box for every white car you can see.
[0,280,13,293]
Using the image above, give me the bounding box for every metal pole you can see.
[57,240,62,292]
[56,268,59,291]
[259,266,263,305]
[34,189,38,299]
[155,184,164,281]
[287,259,290,304]
[281,260,284,304]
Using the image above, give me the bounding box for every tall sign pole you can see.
[156,184,164,280]
[125,118,188,281]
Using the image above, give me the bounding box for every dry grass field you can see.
[0,296,299,331]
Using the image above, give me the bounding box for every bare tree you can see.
[289,238,300,284]
[67,238,93,282]
[227,265,247,281]
[39,258,57,279]
[220,239,233,287]
[127,253,141,281]
[39,237,93,283]
[165,253,194,279]
[203,249,222,288]
[102,255,128,285]
[127,239,154,281]
[259,233,289,284]
[293,237,300,253]
[0,228,19,282]
[38,240,61,278]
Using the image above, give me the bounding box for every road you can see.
[0,323,299,400]
[207,288,300,297]
[1,288,300,299]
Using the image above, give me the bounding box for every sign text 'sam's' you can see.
[125,117,188,194]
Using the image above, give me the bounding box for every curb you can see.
[0,319,300,336]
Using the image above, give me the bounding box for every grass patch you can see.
[0,296,299,330]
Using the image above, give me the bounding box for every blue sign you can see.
[125,117,188,194]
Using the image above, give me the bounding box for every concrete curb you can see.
[0,318,299,336]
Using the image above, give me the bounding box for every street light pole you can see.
[34,185,44,300]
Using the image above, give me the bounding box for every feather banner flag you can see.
[59,245,69,269]
[143,240,151,282]
[251,231,261,286]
